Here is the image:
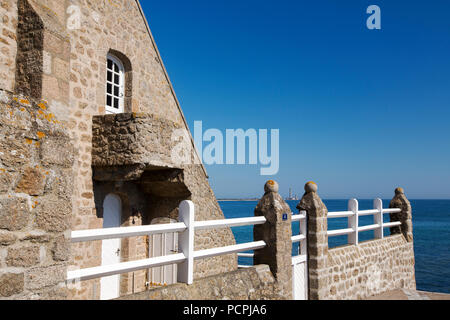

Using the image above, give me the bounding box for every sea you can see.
[219,199,450,294]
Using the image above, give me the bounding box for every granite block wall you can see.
[117,265,289,301]
[299,182,416,300]
[0,0,237,299]
[0,91,75,299]
[325,235,415,300]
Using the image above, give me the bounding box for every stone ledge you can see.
[92,113,186,168]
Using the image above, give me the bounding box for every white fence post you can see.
[373,198,384,239]
[177,200,194,284]
[348,199,359,245]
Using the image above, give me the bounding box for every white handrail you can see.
[67,253,187,282]
[383,221,402,228]
[237,211,309,269]
[291,234,306,243]
[326,198,404,246]
[328,228,354,237]
[194,241,266,260]
[194,216,266,230]
[383,208,402,214]
[358,209,379,216]
[292,213,307,222]
[358,224,380,232]
[327,208,401,219]
[328,211,354,218]
[68,201,269,286]
[71,223,187,243]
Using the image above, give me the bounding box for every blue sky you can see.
[141,0,450,199]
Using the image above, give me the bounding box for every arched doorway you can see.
[100,194,122,300]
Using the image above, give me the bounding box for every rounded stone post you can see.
[297,182,329,300]
[253,180,293,298]
[389,187,413,242]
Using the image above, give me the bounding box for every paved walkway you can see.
[367,289,450,300]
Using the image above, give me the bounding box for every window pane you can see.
[107,83,112,95]
[114,98,119,109]
[114,86,119,97]
[106,95,112,107]
[107,71,112,82]
[114,74,120,84]
[107,59,113,70]
[114,63,119,73]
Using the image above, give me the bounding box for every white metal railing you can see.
[67,200,267,284]
[237,211,308,268]
[327,198,402,245]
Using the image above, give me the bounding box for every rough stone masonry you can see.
[298,182,416,300]
[0,0,236,300]
[0,93,75,299]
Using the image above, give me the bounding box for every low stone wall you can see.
[298,182,417,300]
[117,265,288,300]
[0,91,75,299]
[326,235,415,300]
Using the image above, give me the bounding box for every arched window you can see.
[106,53,125,114]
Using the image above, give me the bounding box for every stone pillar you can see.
[297,182,329,300]
[389,188,413,242]
[253,180,292,299]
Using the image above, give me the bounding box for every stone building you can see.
[0,0,237,300]
[0,0,418,301]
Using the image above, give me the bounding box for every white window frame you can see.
[106,54,125,114]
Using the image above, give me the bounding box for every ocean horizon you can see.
[219,199,450,294]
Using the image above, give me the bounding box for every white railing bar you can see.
[291,234,306,243]
[238,265,252,269]
[66,253,186,282]
[193,241,266,260]
[71,223,187,243]
[358,224,380,232]
[383,221,402,228]
[327,228,354,237]
[358,209,379,216]
[292,214,306,222]
[328,211,354,218]
[382,208,402,214]
[292,254,307,265]
[194,216,266,231]
[237,253,254,258]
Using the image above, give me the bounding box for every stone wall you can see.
[117,265,288,301]
[298,182,416,300]
[0,91,75,299]
[326,235,416,300]
[91,113,237,285]
[0,0,237,299]
[63,0,237,299]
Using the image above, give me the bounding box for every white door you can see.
[148,218,178,286]
[100,194,122,300]
[292,213,308,300]
[292,255,308,300]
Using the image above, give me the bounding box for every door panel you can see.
[100,194,122,300]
